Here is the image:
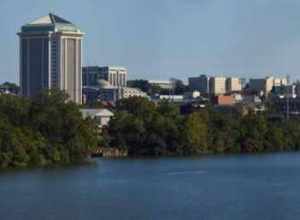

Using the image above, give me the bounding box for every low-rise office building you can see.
[83,66,128,87]
[120,87,148,99]
[273,96,300,116]
[155,95,184,102]
[209,77,226,95]
[188,75,209,94]
[248,76,287,96]
[83,79,147,104]
[226,77,242,93]
[148,80,174,90]
[212,95,235,106]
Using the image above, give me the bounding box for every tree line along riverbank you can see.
[102,97,300,156]
[1,92,300,169]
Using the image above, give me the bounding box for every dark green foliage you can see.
[127,80,151,93]
[179,112,208,154]
[106,98,182,155]
[104,97,300,156]
[0,82,20,94]
[171,79,189,95]
[0,90,98,169]
[127,79,170,96]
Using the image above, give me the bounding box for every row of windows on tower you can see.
[109,74,126,86]
[51,40,58,87]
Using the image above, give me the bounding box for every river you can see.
[1,153,300,220]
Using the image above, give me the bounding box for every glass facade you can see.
[20,38,49,97]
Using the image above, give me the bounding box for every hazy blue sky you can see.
[0,0,300,83]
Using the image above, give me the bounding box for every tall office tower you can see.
[226,77,242,93]
[188,75,210,94]
[209,76,226,95]
[82,66,127,87]
[18,13,84,103]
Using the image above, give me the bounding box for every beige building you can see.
[18,13,84,103]
[209,77,226,95]
[226,77,242,93]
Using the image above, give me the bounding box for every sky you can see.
[0,0,300,83]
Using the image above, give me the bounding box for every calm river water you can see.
[1,153,300,220]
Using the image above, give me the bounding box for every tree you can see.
[180,112,208,154]
[0,82,20,94]
[170,78,189,95]
[117,97,156,118]
[106,111,145,154]
[127,79,150,93]
[0,89,98,169]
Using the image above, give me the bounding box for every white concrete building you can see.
[158,95,184,102]
[120,87,148,99]
[99,66,127,87]
[80,108,114,128]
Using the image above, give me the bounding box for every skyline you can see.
[1,0,300,83]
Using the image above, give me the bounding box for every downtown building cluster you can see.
[16,14,300,117]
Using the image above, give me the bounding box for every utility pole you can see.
[286,74,290,120]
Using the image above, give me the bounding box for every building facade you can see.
[18,13,84,103]
[273,97,300,116]
[82,66,101,87]
[249,76,287,96]
[212,95,235,106]
[226,77,242,93]
[120,87,147,99]
[188,75,210,94]
[148,80,174,90]
[296,83,300,97]
[83,85,147,104]
[83,66,127,88]
[209,77,226,95]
